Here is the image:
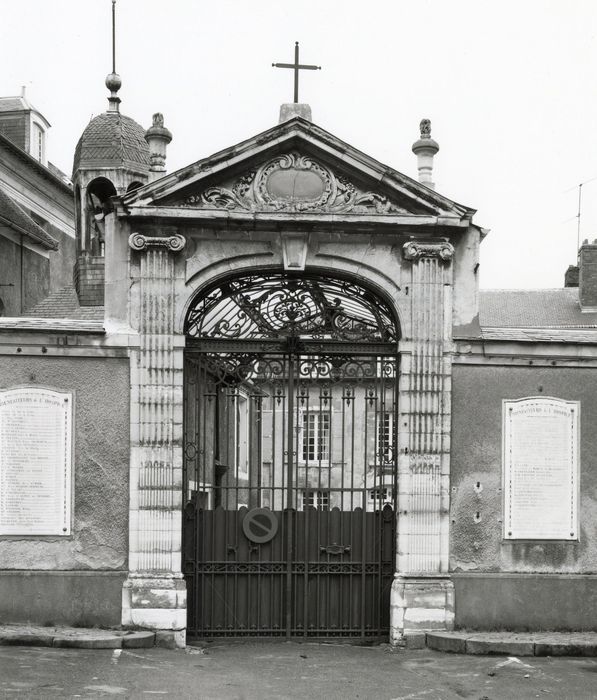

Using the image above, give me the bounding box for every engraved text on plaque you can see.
[503,397,578,540]
[0,387,72,535]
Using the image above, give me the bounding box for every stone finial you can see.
[412,118,439,190]
[144,113,173,181]
[105,72,122,113]
[419,118,431,138]
[279,103,312,123]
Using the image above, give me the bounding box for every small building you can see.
[0,92,75,316]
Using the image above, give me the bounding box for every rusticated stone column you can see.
[391,240,455,642]
[122,232,187,648]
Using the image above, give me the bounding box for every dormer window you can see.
[32,122,45,163]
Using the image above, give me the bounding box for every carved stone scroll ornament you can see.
[402,240,454,262]
[128,233,186,253]
[180,152,407,215]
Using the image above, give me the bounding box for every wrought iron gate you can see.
[182,274,399,640]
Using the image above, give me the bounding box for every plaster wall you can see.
[48,226,76,293]
[451,226,481,331]
[450,363,597,630]
[0,232,49,315]
[0,355,130,571]
[450,364,597,574]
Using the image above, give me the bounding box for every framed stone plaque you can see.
[0,387,72,536]
[503,397,579,540]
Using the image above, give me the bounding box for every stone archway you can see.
[120,230,457,647]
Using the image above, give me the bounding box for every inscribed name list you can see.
[503,397,578,540]
[0,387,72,535]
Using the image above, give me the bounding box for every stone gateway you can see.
[2,54,597,645]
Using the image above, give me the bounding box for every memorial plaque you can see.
[0,387,72,535]
[503,397,578,540]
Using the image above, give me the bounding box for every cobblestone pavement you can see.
[2,642,597,699]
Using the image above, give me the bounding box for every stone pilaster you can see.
[391,240,454,643]
[122,232,187,648]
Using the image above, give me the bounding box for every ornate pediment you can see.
[170,152,409,215]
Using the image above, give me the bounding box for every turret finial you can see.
[106,0,121,113]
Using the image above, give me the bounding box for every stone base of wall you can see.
[0,570,126,626]
[121,575,186,648]
[453,573,597,631]
[74,255,105,306]
[389,575,454,644]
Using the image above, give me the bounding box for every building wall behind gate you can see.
[0,355,129,626]
[450,364,597,630]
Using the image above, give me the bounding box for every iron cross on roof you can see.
[272,42,321,104]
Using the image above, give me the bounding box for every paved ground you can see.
[2,642,597,699]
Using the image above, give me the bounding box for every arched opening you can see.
[183,271,400,641]
[85,177,117,256]
[126,181,144,193]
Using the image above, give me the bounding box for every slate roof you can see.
[0,97,25,112]
[479,289,597,328]
[23,285,104,321]
[73,112,150,175]
[0,186,58,249]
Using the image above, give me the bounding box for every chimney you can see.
[412,118,439,189]
[144,113,172,181]
[579,239,597,310]
[564,264,579,287]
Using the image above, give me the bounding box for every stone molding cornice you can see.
[402,240,454,262]
[128,232,186,253]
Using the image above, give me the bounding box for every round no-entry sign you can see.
[242,508,279,544]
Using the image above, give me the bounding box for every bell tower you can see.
[71,0,150,304]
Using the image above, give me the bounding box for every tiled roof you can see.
[73,112,150,175]
[479,288,597,328]
[23,285,104,321]
[0,186,58,249]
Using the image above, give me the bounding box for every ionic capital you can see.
[402,240,454,262]
[129,233,186,253]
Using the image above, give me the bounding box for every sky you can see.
[2,0,597,289]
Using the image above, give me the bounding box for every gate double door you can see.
[183,344,398,640]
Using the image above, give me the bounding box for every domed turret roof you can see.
[73,112,150,176]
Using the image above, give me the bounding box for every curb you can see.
[426,631,597,657]
[0,628,155,650]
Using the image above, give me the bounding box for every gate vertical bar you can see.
[285,350,295,638]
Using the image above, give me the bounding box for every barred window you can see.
[301,410,330,463]
[376,411,395,466]
[302,490,330,510]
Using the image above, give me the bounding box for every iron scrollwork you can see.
[185,274,398,343]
